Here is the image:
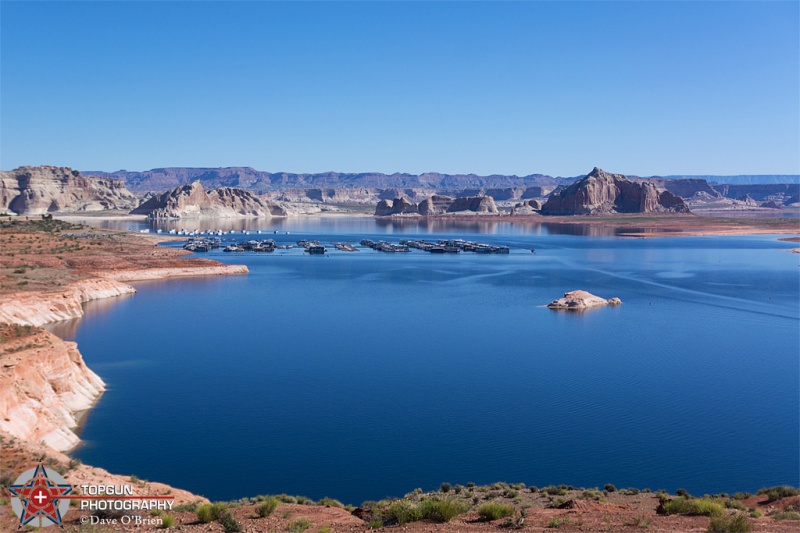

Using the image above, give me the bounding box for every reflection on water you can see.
[60,215,684,238]
[44,292,135,341]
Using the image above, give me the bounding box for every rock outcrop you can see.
[0,166,138,215]
[131,181,287,219]
[511,199,543,215]
[375,194,499,216]
[547,290,622,310]
[0,279,136,327]
[0,327,105,451]
[446,196,499,214]
[541,168,690,215]
[417,195,455,215]
[374,197,419,216]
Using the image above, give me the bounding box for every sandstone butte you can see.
[547,290,622,310]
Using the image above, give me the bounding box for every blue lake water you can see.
[54,219,799,504]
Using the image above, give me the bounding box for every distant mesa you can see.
[131,181,287,219]
[547,290,622,310]
[374,194,498,216]
[541,167,690,215]
[0,166,137,215]
[760,200,781,209]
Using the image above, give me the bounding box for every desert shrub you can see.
[287,518,311,532]
[732,492,751,500]
[317,497,343,508]
[173,501,200,513]
[659,496,724,517]
[529,485,539,493]
[707,514,752,533]
[604,484,617,492]
[296,495,314,505]
[160,514,175,528]
[257,497,279,517]
[543,485,567,496]
[621,487,640,495]
[276,493,298,504]
[218,511,243,533]
[439,482,451,493]
[726,499,746,511]
[771,511,800,520]
[477,501,515,520]
[676,488,691,497]
[749,509,762,518]
[419,496,470,522]
[196,504,213,523]
[385,500,422,525]
[757,486,800,503]
[547,516,571,528]
[367,519,383,529]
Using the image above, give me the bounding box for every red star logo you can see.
[9,464,73,526]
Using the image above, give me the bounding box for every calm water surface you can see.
[54,219,799,503]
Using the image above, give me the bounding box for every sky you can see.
[1,1,798,177]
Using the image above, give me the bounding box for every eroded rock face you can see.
[446,196,499,214]
[0,328,105,451]
[546,290,622,310]
[417,195,455,215]
[0,166,138,215]
[373,196,419,216]
[511,199,543,215]
[542,168,690,215]
[131,181,287,219]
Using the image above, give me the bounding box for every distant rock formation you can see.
[375,195,498,216]
[374,197,419,216]
[511,199,542,215]
[760,200,781,209]
[417,195,455,215]
[0,166,138,215]
[131,181,287,219]
[547,290,622,310]
[446,196,498,214]
[541,168,690,215]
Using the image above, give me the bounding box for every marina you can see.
[185,236,515,256]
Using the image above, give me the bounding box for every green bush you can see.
[419,496,470,522]
[477,501,515,520]
[659,496,724,517]
[196,502,227,523]
[367,519,383,529]
[439,482,451,493]
[772,511,800,520]
[160,514,175,529]
[257,497,279,517]
[707,514,752,533]
[757,486,800,503]
[317,497,343,508]
[604,484,617,493]
[385,500,422,525]
[287,518,311,532]
[219,511,243,533]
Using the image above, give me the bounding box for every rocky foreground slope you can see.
[542,168,690,215]
[0,166,138,215]
[131,181,288,219]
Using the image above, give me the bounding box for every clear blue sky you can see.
[1,1,798,176]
